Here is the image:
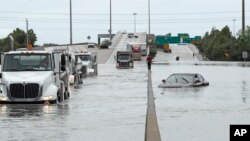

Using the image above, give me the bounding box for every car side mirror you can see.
[195,80,201,83]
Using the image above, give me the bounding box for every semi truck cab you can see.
[0,48,70,104]
[115,51,134,68]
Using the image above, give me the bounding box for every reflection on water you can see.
[241,81,248,103]
[0,103,69,118]
[159,87,205,98]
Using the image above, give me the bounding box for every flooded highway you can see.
[1,38,250,141]
[0,64,147,141]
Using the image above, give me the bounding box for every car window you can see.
[166,75,177,83]
[176,75,193,84]
[167,74,193,84]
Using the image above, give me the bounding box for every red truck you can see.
[127,44,141,60]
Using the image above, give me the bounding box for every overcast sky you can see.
[0,0,249,45]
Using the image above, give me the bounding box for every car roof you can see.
[170,73,200,76]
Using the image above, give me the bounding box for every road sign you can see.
[242,51,248,59]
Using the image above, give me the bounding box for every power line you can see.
[0,10,249,16]
[0,16,249,23]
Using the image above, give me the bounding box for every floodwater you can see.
[1,58,250,141]
[152,63,250,141]
[0,64,147,141]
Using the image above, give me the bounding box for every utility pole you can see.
[70,0,73,45]
[242,0,245,34]
[110,0,112,42]
[26,18,29,47]
[133,13,137,34]
[233,19,236,37]
[148,0,151,35]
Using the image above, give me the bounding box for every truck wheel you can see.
[64,90,70,99]
[57,90,62,102]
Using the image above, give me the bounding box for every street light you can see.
[148,0,151,35]
[26,18,29,47]
[133,13,137,34]
[109,0,112,41]
[242,0,245,34]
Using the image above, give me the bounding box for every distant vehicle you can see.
[115,51,134,69]
[73,52,98,78]
[141,49,147,56]
[128,33,138,38]
[163,44,171,53]
[158,73,209,88]
[87,43,95,48]
[127,44,141,60]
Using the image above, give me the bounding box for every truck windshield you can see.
[3,54,52,71]
[78,55,90,61]
[118,54,130,60]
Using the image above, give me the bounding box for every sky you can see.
[0,0,249,45]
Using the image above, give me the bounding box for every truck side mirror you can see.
[61,66,66,71]
[0,73,2,78]
[114,55,117,61]
[0,53,2,65]
[68,55,72,62]
[75,56,78,65]
[61,54,66,66]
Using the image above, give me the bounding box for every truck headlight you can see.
[0,96,7,101]
[42,96,54,100]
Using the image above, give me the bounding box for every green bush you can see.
[149,47,157,58]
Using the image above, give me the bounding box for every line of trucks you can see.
[0,46,97,104]
[115,43,147,68]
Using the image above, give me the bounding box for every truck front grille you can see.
[81,66,87,75]
[120,62,129,67]
[10,83,40,99]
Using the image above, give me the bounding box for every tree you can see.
[0,28,37,51]
[199,26,238,61]
[100,39,111,48]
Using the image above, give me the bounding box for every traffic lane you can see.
[151,64,250,141]
[69,64,147,141]
[170,45,198,61]
[0,104,70,141]
[0,64,147,141]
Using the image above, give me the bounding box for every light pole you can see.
[109,0,112,42]
[26,18,29,47]
[133,13,137,34]
[70,0,73,45]
[233,19,236,37]
[148,0,151,35]
[242,0,245,34]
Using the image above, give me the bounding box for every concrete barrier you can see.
[145,71,161,141]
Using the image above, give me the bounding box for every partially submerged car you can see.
[158,73,209,88]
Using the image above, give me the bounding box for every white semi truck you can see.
[73,51,98,77]
[0,47,70,104]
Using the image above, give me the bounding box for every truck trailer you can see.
[127,44,141,60]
